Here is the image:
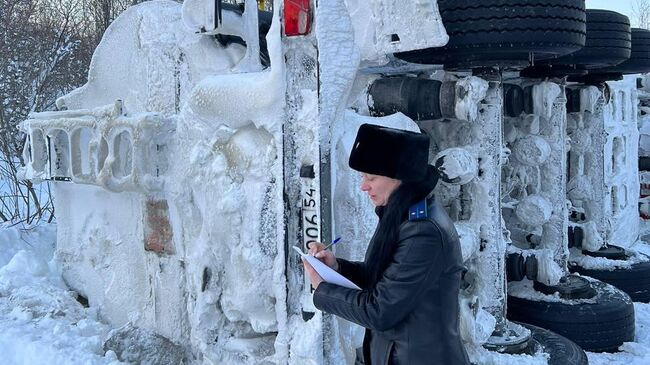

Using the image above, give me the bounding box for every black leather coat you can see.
[313,198,470,365]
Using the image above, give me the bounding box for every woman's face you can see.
[360,173,402,206]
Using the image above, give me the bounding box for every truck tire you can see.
[507,279,635,352]
[523,9,631,78]
[551,9,631,69]
[518,323,589,365]
[573,28,650,82]
[607,28,650,74]
[395,0,586,69]
[570,258,650,303]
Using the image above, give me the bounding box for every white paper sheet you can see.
[293,246,361,290]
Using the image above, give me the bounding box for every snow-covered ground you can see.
[1,222,650,365]
[0,224,121,364]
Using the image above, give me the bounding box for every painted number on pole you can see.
[302,187,320,247]
[300,175,320,311]
[301,184,320,249]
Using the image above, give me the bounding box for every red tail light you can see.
[283,0,312,36]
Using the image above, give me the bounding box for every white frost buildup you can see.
[185,52,283,130]
[508,279,594,305]
[170,3,287,361]
[570,247,650,271]
[532,82,561,120]
[42,1,290,363]
[582,221,605,253]
[20,103,172,193]
[515,195,553,227]
[569,128,593,154]
[434,147,478,185]
[599,77,640,249]
[512,135,551,167]
[466,322,548,365]
[57,1,246,113]
[580,86,601,114]
[454,77,489,122]
[316,0,360,146]
[640,115,650,156]
[344,0,448,63]
[459,296,496,346]
[534,249,563,285]
[181,0,246,37]
[455,221,480,263]
[567,174,594,203]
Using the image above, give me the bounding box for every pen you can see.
[322,236,342,251]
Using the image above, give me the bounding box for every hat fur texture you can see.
[349,123,430,182]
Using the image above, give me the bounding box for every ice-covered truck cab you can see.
[19,1,296,363]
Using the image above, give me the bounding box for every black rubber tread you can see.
[576,38,630,48]
[442,14,584,25]
[592,277,650,287]
[602,28,650,74]
[506,252,527,281]
[569,72,623,83]
[570,260,650,302]
[439,0,584,13]
[367,77,444,120]
[439,0,585,35]
[511,311,634,352]
[587,8,631,23]
[633,38,650,44]
[394,0,586,68]
[616,289,650,303]
[634,29,650,38]
[585,31,631,40]
[533,276,596,300]
[589,22,634,32]
[582,245,627,260]
[641,156,650,171]
[507,279,635,352]
[612,286,650,300]
[518,323,588,365]
[548,9,630,69]
[571,259,650,279]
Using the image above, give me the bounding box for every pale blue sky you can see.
[587,0,635,22]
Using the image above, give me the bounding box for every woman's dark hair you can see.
[366,166,440,287]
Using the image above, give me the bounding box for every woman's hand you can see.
[307,242,339,271]
[302,258,324,289]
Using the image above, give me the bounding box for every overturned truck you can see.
[18,0,650,364]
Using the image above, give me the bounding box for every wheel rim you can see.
[582,244,627,260]
[533,275,596,300]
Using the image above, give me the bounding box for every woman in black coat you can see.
[303,123,470,365]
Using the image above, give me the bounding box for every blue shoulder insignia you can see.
[408,199,428,221]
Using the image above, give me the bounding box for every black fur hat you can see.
[349,123,430,182]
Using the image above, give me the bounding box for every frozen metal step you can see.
[19,100,174,192]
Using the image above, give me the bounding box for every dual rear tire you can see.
[508,279,635,352]
[395,0,586,69]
